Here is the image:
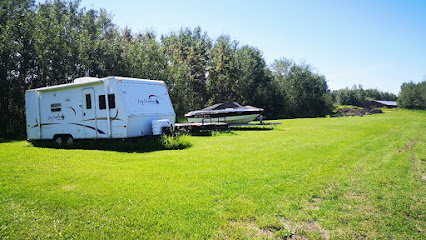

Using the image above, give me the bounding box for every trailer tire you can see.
[54,135,64,146]
[65,135,74,145]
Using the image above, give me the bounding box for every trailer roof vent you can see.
[74,77,99,84]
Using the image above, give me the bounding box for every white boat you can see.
[185,102,263,124]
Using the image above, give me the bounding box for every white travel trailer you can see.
[25,76,175,144]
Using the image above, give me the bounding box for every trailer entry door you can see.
[82,88,98,138]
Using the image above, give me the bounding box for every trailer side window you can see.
[51,103,61,112]
[85,94,92,109]
[108,94,116,109]
[99,94,115,109]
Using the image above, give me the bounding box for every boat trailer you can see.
[174,121,281,132]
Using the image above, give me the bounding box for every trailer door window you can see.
[85,94,92,109]
[51,103,61,112]
[99,94,115,109]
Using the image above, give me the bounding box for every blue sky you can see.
[43,0,426,94]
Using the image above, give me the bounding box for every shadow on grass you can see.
[0,139,25,143]
[187,127,280,136]
[188,130,237,137]
[231,127,275,131]
[30,135,192,153]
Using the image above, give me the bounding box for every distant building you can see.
[368,100,397,108]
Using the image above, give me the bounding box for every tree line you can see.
[1,0,422,138]
[331,81,426,110]
[331,85,397,107]
[398,80,426,110]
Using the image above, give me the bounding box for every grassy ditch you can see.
[0,110,425,239]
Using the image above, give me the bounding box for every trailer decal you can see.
[31,118,39,128]
[70,123,106,134]
[32,122,60,128]
[66,106,76,116]
[48,114,65,120]
[111,109,119,120]
[83,117,123,121]
[146,95,160,104]
[41,123,61,126]
[33,122,106,134]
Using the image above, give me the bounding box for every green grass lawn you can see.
[1,110,425,239]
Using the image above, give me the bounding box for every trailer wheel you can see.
[65,135,74,145]
[54,135,64,146]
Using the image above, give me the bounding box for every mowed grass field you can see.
[1,110,425,239]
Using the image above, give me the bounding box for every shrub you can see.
[161,134,192,150]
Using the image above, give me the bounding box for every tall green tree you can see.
[78,8,122,77]
[161,27,211,116]
[122,30,168,80]
[398,80,426,110]
[0,0,36,137]
[272,59,332,118]
[0,0,124,137]
[233,46,278,118]
[34,0,80,85]
[207,35,239,104]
